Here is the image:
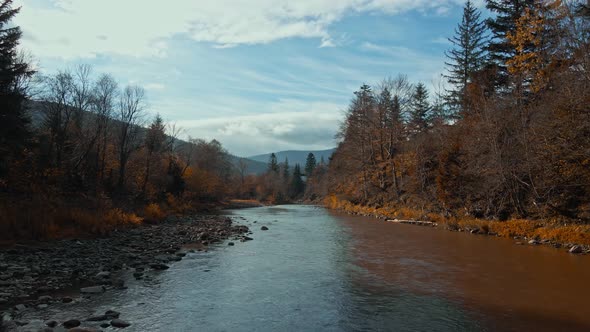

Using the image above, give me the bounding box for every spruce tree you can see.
[0,0,33,175]
[268,153,279,174]
[304,153,316,176]
[290,164,305,198]
[408,83,431,134]
[445,0,488,114]
[282,157,290,183]
[485,0,536,77]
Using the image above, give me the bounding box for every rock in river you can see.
[63,319,81,328]
[261,226,269,231]
[110,319,131,328]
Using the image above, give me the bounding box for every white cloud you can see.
[15,0,465,59]
[173,100,343,156]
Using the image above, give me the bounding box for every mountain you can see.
[248,148,336,167]
[227,155,268,175]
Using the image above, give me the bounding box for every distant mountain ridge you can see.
[248,148,336,167]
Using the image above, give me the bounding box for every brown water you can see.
[15,205,590,332]
[339,212,590,331]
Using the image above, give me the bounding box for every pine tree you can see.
[0,0,34,175]
[304,153,316,176]
[408,83,431,134]
[445,0,488,114]
[268,153,279,173]
[289,164,305,198]
[485,0,536,78]
[282,157,290,183]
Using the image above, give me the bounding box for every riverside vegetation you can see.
[304,1,590,250]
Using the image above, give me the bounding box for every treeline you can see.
[250,152,328,203]
[318,0,590,223]
[0,0,253,239]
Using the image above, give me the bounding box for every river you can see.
[16,205,590,331]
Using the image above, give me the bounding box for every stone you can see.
[46,320,58,328]
[96,271,111,279]
[110,319,131,328]
[569,245,583,254]
[528,239,540,245]
[63,319,81,328]
[61,297,74,303]
[100,323,111,328]
[69,328,100,332]
[228,242,235,246]
[104,310,121,319]
[80,286,105,294]
[15,304,26,311]
[37,304,49,309]
[150,263,169,270]
[261,226,269,231]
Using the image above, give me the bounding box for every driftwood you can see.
[386,219,438,227]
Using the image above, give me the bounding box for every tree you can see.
[0,0,34,176]
[485,0,536,81]
[408,83,431,134]
[445,0,488,114]
[116,85,145,190]
[305,153,316,176]
[290,164,305,198]
[282,157,290,183]
[91,74,118,182]
[142,114,167,194]
[268,153,279,173]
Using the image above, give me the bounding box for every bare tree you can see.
[116,85,146,190]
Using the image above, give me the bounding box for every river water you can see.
[17,205,590,331]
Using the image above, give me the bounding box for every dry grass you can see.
[0,199,143,241]
[144,203,166,222]
[324,195,590,246]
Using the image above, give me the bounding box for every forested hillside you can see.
[315,0,590,225]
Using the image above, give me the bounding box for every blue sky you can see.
[14,0,486,156]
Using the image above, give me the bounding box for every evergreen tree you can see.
[486,0,536,77]
[445,0,488,114]
[0,0,34,175]
[282,157,290,183]
[304,153,316,176]
[320,155,326,166]
[268,153,279,173]
[290,164,305,198]
[408,83,431,134]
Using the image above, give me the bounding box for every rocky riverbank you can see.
[0,214,251,331]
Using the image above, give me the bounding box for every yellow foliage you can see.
[324,195,590,246]
[144,203,166,221]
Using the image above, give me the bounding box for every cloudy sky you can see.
[14,0,485,157]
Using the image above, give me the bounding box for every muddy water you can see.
[15,205,590,331]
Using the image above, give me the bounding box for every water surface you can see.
[18,205,590,331]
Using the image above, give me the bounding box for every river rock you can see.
[45,320,58,328]
[96,271,111,279]
[105,310,121,319]
[80,286,105,294]
[150,263,169,270]
[63,319,81,328]
[110,319,131,328]
[569,245,583,254]
[261,226,269,231]
[14,304,26,311]
[228,242,234,246]
[528,239,540,245]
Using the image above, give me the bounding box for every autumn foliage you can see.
[318,1,590,235]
